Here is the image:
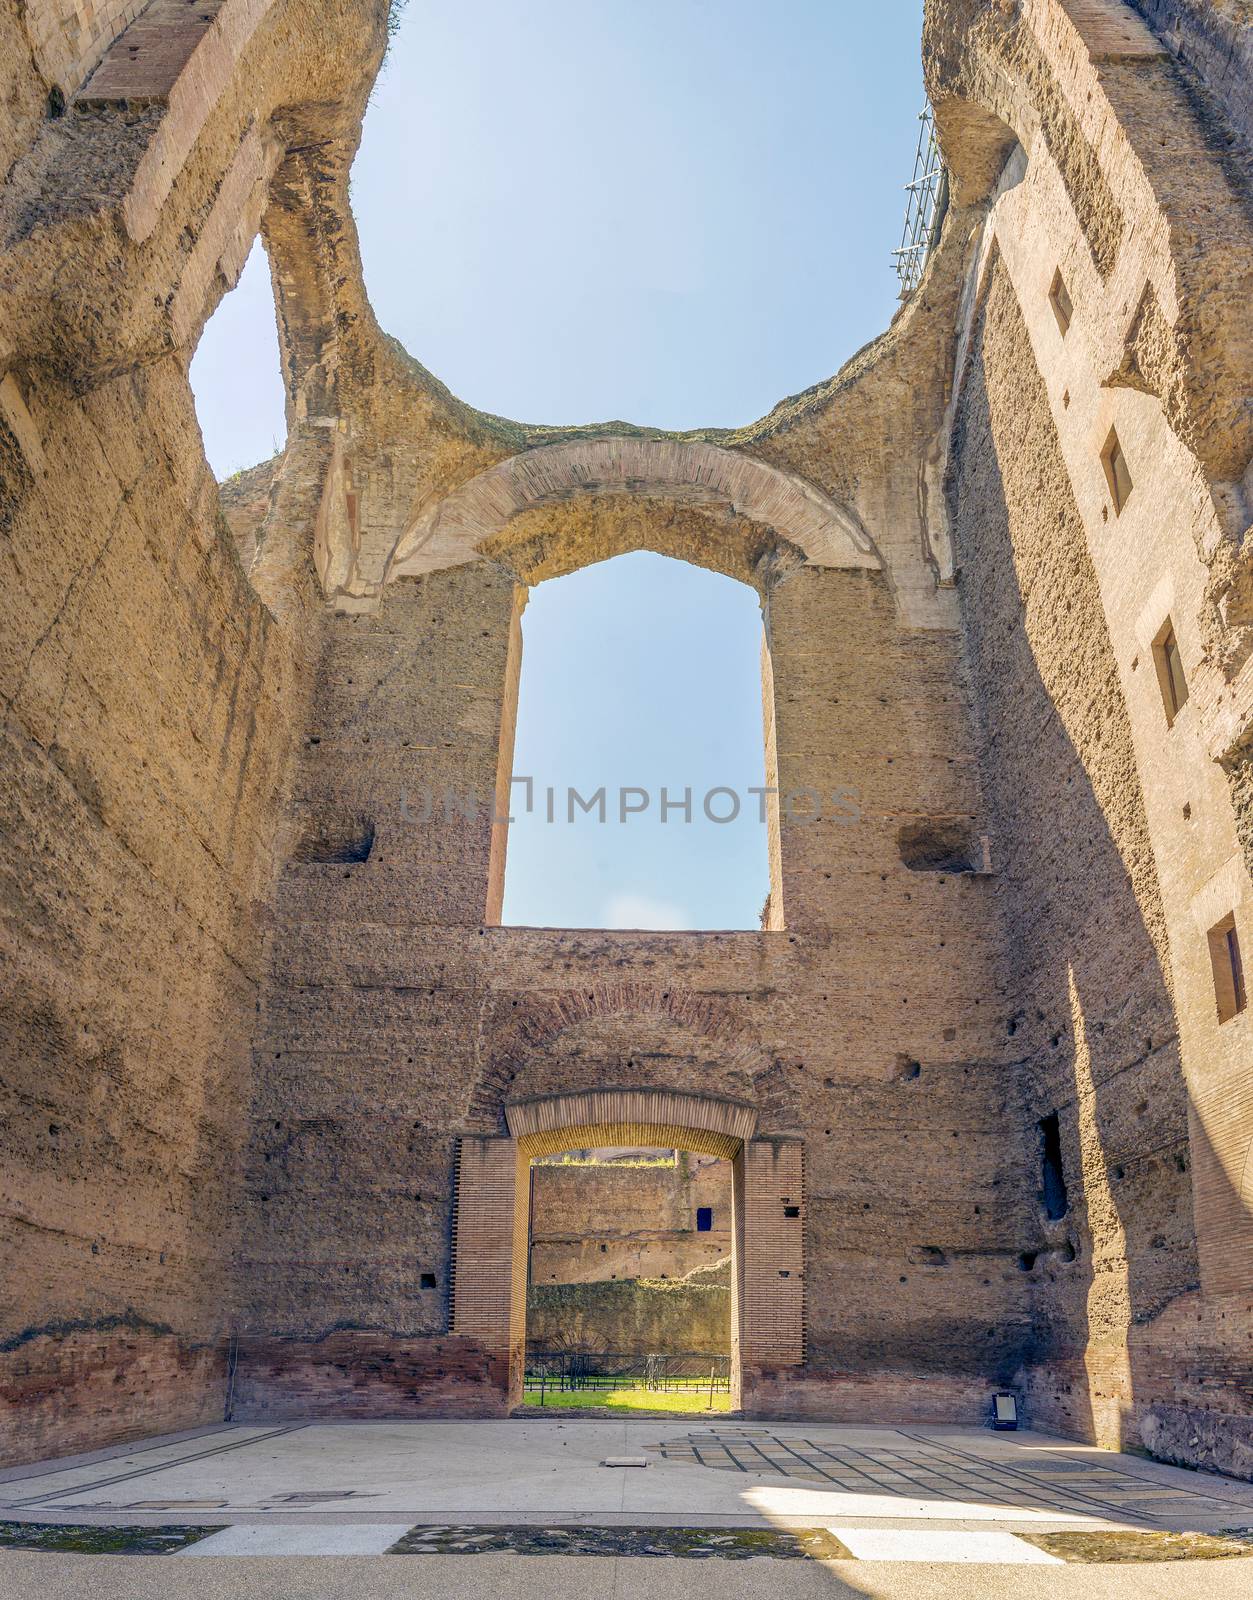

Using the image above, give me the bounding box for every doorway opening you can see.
[449,1089,805,1418]
[523,1145,733,1414]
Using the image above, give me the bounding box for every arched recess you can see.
[466,986,804,1135]
[506,1088,758,1157]
[449,1088,804,1413]
[359,437,879,604]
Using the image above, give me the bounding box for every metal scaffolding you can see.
[892,105,949,298]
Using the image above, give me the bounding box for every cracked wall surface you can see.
[2,0,1253,1475]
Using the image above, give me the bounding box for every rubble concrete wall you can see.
[0,353,305,1464]
[0,0,383,1466]
[1129,0,1253,147]
[235,550,1025,1422]
[938,0,1253,1475]
[2,0,1253,1480]
[529,1157,731,1285]
[527,1278,730,1360]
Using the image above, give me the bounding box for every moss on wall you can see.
[527,1276,730,1358]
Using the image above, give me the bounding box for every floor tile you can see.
[830,1528,1065,1563]
[181,1523,404,1557]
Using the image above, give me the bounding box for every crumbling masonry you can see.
[2,0,1253,1477]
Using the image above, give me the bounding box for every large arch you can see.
[382,437,879,590]
[449,1088,804,1413]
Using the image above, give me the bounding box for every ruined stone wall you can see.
[232,0,1253,1468]
[241,568,514,1350]
[1129,0,1253,148]
[0,0,384,1466]
[236,534,1025,1422]
[220,455,281,575]
[527,1276,730,1360]
[935,0,1253,1476]
[529,1157,731,1285]
[4,0,1252,1478]
[19,0,145,98]
[950,252,1197,1447]
[0,352,305,1463]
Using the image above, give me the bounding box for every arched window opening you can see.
[491,551,779,931]
[189,240,287,573]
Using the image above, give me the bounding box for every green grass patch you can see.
[389,1524,849,1558]
[0,1521,222,1555]
[1018,1528,1253,1564]
[522,1385,730,1413]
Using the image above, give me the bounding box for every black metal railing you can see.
[524,1349,731,1403]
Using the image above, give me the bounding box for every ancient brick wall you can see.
[4,0,1253,1480]
[234,524,1027,1421]
[0,354,305,1464]
[527,1277,730,1359]
[949,252,1197,1448]
[240,571,518,1350]
[19,0,146,96]
[0,0,385,1467]
[229,1332,507,1422]
[219,455,280,574]
[1129,0,1253,148]
[937,0,1253,1472]
[529,1156,731,1285]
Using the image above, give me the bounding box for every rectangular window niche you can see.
[1207,913,1247,1024]
[1152,617,1189,726]
[1101,427,1133,515]
[1049,269,1073,337]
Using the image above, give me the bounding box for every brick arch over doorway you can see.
[467,985,802,1134]
[450,1088,805,1412]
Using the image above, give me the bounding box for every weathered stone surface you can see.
[529,1156,730,1285]
[2,0,1253,1476]
[527,1276,730,1360]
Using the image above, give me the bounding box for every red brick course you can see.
[232,1333,509,1420]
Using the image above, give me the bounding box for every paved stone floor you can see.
[646,1427,1253,1523]
[5,1548,1253,1600]
[0,1419,1250,1587]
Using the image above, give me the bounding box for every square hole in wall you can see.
[696,1206,713,1232]
[291,808,375,865]
[1151,617,1189,726]
[1101,427,1133,514]
[1207,913,1247,1024]
[1049,268,1073,337]
[897,818,980,873]
[420,1272,437,1290]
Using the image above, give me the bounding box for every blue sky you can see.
[498,553,770,930]
[190,0,925,928]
